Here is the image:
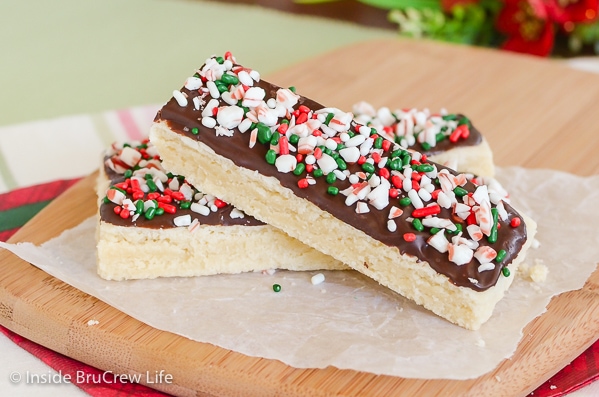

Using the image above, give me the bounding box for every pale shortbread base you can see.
[95,161,345,281]
[151,121,536,330]
[428,139,495,178]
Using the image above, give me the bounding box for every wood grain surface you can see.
[1,39,599,397]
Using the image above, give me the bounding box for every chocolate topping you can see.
[154,60,527,291]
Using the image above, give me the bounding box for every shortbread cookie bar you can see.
[96,140,344,280]
[352,101,495,177]
[150,53,536,329]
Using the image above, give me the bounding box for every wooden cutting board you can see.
[1,39,599,397]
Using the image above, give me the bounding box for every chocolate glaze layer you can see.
[155,75,527,291]
[99,157,265,228]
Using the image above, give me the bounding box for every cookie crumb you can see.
[87,320,99,326]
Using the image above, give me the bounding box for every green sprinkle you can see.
[458,116,470,126]
[453,186,468,197]
[123,169,133,178]
[436,132,446,142]
[147,179,157,192]
[191,127,199,135]
[402,154,412,167]
[416,164,435,173]
[273,284,281,292]
[370,128,377,136]
[214,80,228,93]
[145,173,153,180]
[389,158,402,171]
[293,163,305,176]
[257,123,272,144]
[270,133,279,146]
[288,86,296,93]
[496,249,507,263]
[144,207,156,220]
[220,73,239,86]
[399,197,411,207]
[280,118,290,124]
[362,162,375,174]
[289,134,300,145]
[374,137,383,149]
[335,157,347,170]
[336,143,345,151]
[391,149,405,159]
[135,200,144,215]
[180,201,191,210]
[155,207,165,216]
[421,142,431,151]
[327,186,339,195]
[324,148,333,156]
[265,149,277,165]
[430,227,441,234]
[412,218,424,232]
[442,114,457,121]
[326,172,337,184]
[324,113,334,126]
[488,208,499,243]
[167,172,175,179]
[446,224,462,235]
[215,56,224,64]
[501,266,510,277]
[313,169,324,178]
[103,196,110,204]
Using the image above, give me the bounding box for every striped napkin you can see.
[0,108,597,396]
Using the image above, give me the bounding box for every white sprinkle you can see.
[387,219,397,232]
[408,189,424,208]
[238,70,253,86]
[206,81,220,99]
[333,169,346,181]
[388,206,403,219]
[266,98,277,108]
[230,208,246,219]
[173,90,188,107]
[339,146,360,163]
[325,138,338,151]
[201,117,217,128]
[348,174,360,184]
[190,203,210,216]
[275,154,297,173]
[311,273,325,285]
[87,320,99,326]
[478,263,496,272]
[174,214,192,227]
[210,204,218,212]
[238,118,253,133]
[305,154,316,165]
[184,76,203,90]
[317,153,338,174]
[345,134,366,147]
[356,201,370,214]
[418,188,432,202]
[249,69,260,81]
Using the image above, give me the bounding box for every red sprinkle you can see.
[357,155,367,165]
[119,209,130,219]
[314,147,323,160]
[113,206,122,215]
[164,188,174,197]
[306,164,314,173]
[158,202,177,214]
[466,212,477,225]
[132,191,144,200]
[389,188,399,198]
[382,139,392,152]
[412,205,441,218]
[147,192,160,200]
[296,113,308,124]
[412,180,420,191]
[391,175,402,188]
[279,136,289,155]
[431,189,441,200]
[212,107,218,117]
[449,124,468,143]
[411,172,422,182]
[379,167,390,180]
[298,178,309,189]
[421,154,428,163]
[115,182,129,190]
[510,217,521,228]
[277,123,288,134]
[296,153,304,162]
[372,152,382,164]
[214,199,227,208]
[130,179,141,191]
[312,130,322,137]
[298,105,310,114]
[157,195,172,204]
[171,191,185,201]
[403,233,416,242]
[382,126,393,135]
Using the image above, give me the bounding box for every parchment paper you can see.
[1,167,598,380]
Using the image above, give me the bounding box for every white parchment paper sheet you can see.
[1,167,598,379]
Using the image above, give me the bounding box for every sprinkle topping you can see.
[155,53,527,291]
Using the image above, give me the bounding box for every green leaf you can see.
[360,0,442,11]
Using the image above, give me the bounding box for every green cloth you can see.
[0,0,395,127]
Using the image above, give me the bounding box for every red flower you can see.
[496,0,556,56]
[531,0,598,24]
